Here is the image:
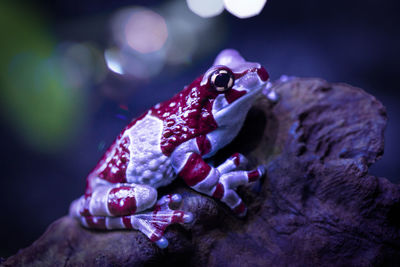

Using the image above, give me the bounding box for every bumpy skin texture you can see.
[69,49,271,247]
[5,78,400,266]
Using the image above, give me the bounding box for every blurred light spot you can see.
[223,0,267,18]
[58,42,107,88]
[104,48,124,75]
[0,2,86,153]
[122,48,165,79]
[186,0,224,18]
[162,0,225,65]
[109,8,168,79]
[164,17,197,65]
[108,2,225,80]
[124,8,168,54]
[104,45,165,79]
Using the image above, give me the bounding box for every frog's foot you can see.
[131,194,193,249]
[263,81,279,102]
[216,165,265,217]
[217,153,249,174]
[175,150,265,218]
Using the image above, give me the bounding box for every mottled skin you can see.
[70,49,274,248]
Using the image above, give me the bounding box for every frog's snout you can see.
[236,66,269,92]
[256,66,269,82]
[240,72,260,88]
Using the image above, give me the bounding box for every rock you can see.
[4,78,400,266]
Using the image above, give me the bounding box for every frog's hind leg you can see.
[70,183,157,218]
[76,195,192,249]
[70,189,193,248]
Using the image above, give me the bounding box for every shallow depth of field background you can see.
[0,0,399,258]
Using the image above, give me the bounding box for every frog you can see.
[69,49,275,248]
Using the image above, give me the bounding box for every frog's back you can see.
[86,112,176,194]
[124,112,175,187]
[86,75,221,193]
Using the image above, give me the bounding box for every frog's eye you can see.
[210,68,234,92]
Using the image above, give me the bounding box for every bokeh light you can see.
[57,42,107,89]
[162,0,224,65]
[108,7,168,79]
[185,0,267,19]
[104,48,125,75]
[106,1,225,79]
[0,2,86,153]
[104,46,166,79]
[224,0,267,18]
[124,8,168,54]
[163,16,197,65]
[186,0,224,18]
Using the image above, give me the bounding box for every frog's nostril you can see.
[257,67,269,81]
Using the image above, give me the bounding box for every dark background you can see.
[0,0,399,258]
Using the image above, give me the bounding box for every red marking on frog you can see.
[225,89,247,104]
[233,66,270,81]
[151,76,219,156]
[107,186,137,216]
[98,136,131,183]
[85,216,106,229]
[122,216,133,229]
[196,135,212,155]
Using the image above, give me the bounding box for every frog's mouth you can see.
[227,82,266,108]
[213,80,267,124]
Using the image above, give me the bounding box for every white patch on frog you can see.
[212,94,229,114]
[205,125,243,158]
[171,139,199,173]
[125,114,175,188]
[105,217,124,229]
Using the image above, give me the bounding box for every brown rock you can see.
[4,78,399,267]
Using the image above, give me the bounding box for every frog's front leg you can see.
[70,183,192,248]
[172,140,264,217]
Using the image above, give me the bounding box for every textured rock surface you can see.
[4,78,400,266]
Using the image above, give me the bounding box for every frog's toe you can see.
[171,193,182,204]
[183,211,194,223]
[257,165,266,177]
[155,194,183,210]
[132,208,193,248]
[247,165,266,182]
[153,194,193,224]
[266,89,279,102]
[155,194,172,208]
[155,237,169,249]
[233,201,247,218]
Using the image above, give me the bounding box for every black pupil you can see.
[215,72,231,88]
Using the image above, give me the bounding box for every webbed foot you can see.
[132,194,193,248]
[217,165,265,217]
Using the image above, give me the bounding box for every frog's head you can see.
[201,49,269,127]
